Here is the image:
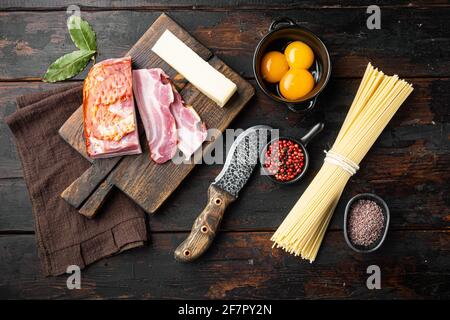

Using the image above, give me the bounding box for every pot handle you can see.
[300,123,324,146]
[269,17,296,31]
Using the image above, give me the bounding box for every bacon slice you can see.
[132,68,178,164]
[83,56,141,158]
[170,88,207,160]
[132,68,207,163]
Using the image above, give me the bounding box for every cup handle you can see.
[300,123,324,146]
[286,96,318,114]
[269,17,296,31]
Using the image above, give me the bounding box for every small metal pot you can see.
[344,193,390,253]
[253,17,331,113]
[260,123,324,184]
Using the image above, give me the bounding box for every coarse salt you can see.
[348,199,384,247]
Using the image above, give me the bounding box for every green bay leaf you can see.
[43,50,96,82]
[67,15,97,51]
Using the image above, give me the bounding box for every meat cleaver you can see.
[174,125,273,262]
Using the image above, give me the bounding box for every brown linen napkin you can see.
[5,84,147,276]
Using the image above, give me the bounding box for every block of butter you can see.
[152,30,237,107]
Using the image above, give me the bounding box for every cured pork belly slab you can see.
[83,56,141,158]
[132,68,207,163]
[132,68,178,163]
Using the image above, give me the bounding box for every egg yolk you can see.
[279,69,315,101]
[261,51,289,83]
[284,41,314,69]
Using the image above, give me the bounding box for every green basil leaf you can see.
[67,15,96,51]
[43,50,96,82]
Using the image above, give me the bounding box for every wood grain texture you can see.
[78,178,115,218]
[60,157,120,208]
[58,108,89,160]
[1,0,449,10]
[0,2,449,299]
[0,9,449,80]
[0,231,448,299]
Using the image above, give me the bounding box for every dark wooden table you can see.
[0,1,449,299]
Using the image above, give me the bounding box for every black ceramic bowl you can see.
[261,136,308,185]
[253,17,331,113]
[344,193,390,253]
[260,123,324,185]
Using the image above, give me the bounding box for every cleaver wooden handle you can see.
[61,157,120,209]
[174,184,236,262]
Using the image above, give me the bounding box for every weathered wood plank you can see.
[0,179,33,231]
[1,3,448,301]
[1,77,448,231]
[0,9,449,79]
[0,0,448,10]
[60,157,121,209]
[0,231,448,299]
[78,178,115,218]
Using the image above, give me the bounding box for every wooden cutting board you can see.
[59,13,255,217]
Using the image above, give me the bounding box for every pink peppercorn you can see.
[264,139,305,182]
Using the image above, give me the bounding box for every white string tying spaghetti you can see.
[324,150,359,176]
[271,63,413,262]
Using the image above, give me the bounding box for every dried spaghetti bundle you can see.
[271,63,413,262]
